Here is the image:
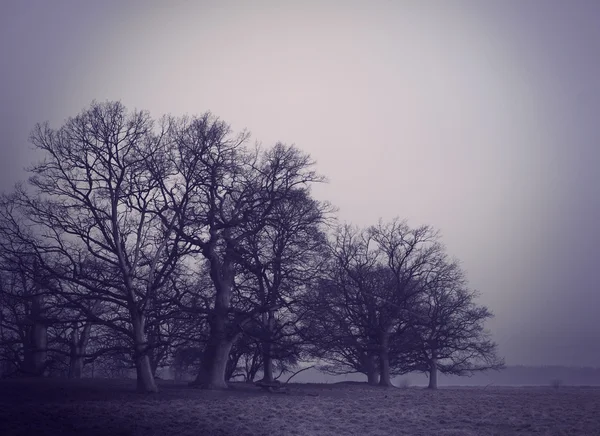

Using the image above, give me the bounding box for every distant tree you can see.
[46,316,96,379]
[143,277,200,377]
[66,321,94,378]
[401,257,505,389]
[224,333,257,381]
[172,346,204,381]
[222,331,301,383]
[0,243,68,378]
[0,264,50,377]
[237,339,263,382]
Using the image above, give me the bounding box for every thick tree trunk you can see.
[365,354,379,385]
[132,313,158,393]
[135,354,158,392]
[367,370,380,385]
[379,352,391,387]
[192,248,238,389]
[378,333,392,387]
[192,330,236,389]
[262,352,274,382]
[69,355,84,379]
[428,357,438,390]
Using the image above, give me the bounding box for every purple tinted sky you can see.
[1,0,599,366]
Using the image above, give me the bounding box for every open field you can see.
[1,379,599,436]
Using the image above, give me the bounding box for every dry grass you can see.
[0,378,599,435]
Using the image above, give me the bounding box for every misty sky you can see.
[1,0,599,367]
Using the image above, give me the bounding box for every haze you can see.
[1,0,599,367]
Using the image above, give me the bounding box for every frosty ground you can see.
[0,379,598,436]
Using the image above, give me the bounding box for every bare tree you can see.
[234,187,331,382]
[366,219,444,386]
[0,239,103,379]
[0,262,49,377]
[401,258,504,389]
[1,101,189,392]
[66,321,93,378]
[153,114,324,389]
[302,274,381,384]
[303,220,445,386]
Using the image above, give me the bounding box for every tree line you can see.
[0,101,503,392]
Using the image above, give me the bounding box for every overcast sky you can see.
[1,0,599,367]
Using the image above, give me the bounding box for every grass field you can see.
[0,378,599,436]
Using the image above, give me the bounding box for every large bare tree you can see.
[234,188,331,382]
[1,101,188,392]
[304,220,445,386]
[153,114,324,389]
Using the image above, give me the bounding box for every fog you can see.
[1,0,599,367]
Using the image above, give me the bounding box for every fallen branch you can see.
[284,364,315,385]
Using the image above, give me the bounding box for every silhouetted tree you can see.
[401,258,504,389]
[0,264,49,376]
[367,220,444,386]
[152,114,324,389]
[0,241,66,378]
[234,187,331,382]
[303,220,445,386]
[0,101,190,392]
[302,270,381,384]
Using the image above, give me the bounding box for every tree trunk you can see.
[365,354,379,385]
[428,357,438,390]
[191,306,238,389]
[69,355,84,379]
[367,370,380,385]
[32,322,47,375]
[192,248,238,389]
[24,295,47,376]
[69,327,81,378]
[260,310,275,382]
[132,313,158,393]
[68,323,92,379]
[247,351,261,382]
[262,353,274,382]
[150,353,160,378]
[192,330,236,389]
[378,333,392,387]
[378,351,391,387]
[135,354,158,392]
